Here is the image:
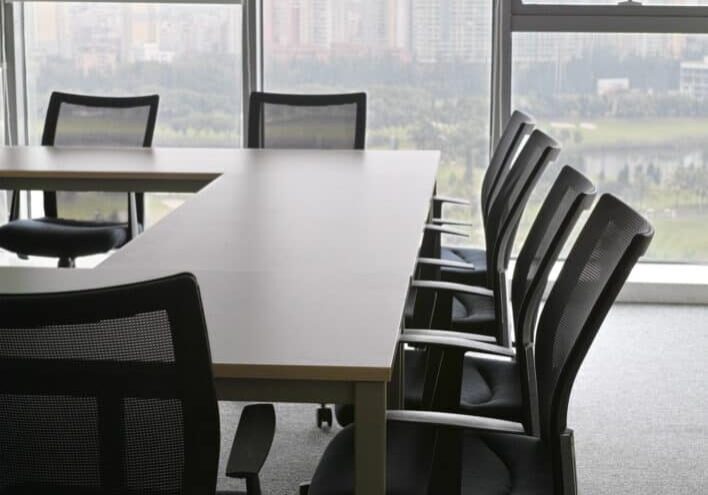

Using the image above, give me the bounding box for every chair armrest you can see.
[411,280,494,298]
[399,333,514,357]
[432,195,470,206]
[226,403,276,479]
[424,224,469,238]
[430,217,475,227]
[404,328,497,343]
[417,257,475,270]
[387,410,525,434]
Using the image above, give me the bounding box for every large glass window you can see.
[513,32,708,262]
[22,2,242,226]
[264,0,492,247]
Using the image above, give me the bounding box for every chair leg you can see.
[245,474,261,495]
[316,404,332,429]
[58,257,75,268]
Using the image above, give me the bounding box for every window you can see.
[21,2,242,226]
[264,0,492,247]
[511,30,708,262]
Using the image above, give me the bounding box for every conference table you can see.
[0,145,440,494]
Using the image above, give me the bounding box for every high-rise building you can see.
[411,0,490,63]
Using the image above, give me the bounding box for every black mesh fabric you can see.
[510,166,595,345]
[0,274,219,495]
[49,99,155,222]
[248,92,366,150]
[479,110,534,222]
[534,194,653,442]
[484,130,561,288]
[0,395,102,491]
[259,103,359,149]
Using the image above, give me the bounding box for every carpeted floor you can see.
[217,303,708,494]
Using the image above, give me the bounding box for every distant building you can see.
[411,0,489,63]
[597,78,630,96]
[680,57,708,98]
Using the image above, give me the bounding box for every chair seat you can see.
[0,217,129,259]
[309,421,437,495]
[440,246,488,286]
[459,355,523,423]
[405,350,523,423]
[451,292,497,335]
[308,420,552,495]
[336,350,523,427]
[460,430,553,494]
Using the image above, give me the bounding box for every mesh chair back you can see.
[511,166,596,345]
[485,130,561,289]
[248,92,366,150]
[480,110,534,222]
[533,194,653,489]
[0,273,219,494]
[41,92,159,224]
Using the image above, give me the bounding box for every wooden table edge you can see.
[212,363,392,382]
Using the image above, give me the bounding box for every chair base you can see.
[58,257,75,268]
[316,404,332,429]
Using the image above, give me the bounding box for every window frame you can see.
[0,0,705,298]
[491,0,708,298]
[492,0,708,145]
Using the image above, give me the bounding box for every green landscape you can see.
[22,52,708,262]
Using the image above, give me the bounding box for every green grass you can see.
[646,215,708,262]
[541,117,708,150]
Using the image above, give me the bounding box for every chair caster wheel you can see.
[317,405,332,429]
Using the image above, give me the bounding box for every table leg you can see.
[387,341,405,409]
[355,381,387,495]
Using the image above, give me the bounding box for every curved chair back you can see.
[533,194,653,493]
[39,92,159,225]
[248,91,366,150]
[509,165,596,433]
[0,273,219,494]
[484,129,560,345]
[481,110,534,222]
[511,166,596,345]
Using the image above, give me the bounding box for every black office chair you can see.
[0,273,274,495]
[248,91,367,429]
[428,110,534,287]
[400,166,596,432]
[0,92,159,268]
[336,166,596,428]
[248,91,366,149]
[414,129,561,345]
[303,193,654,495]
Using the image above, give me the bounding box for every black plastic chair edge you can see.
[226,403,276,495]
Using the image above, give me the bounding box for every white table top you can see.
[0,147,440,382]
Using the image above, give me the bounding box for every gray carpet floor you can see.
[216,303,708,494]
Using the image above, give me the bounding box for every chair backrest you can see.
[485,130,560,283]
[41,92,159,224]
[533,194,653,492]
[509,166,596,434]
[247,91,367,150]
[0,273,219,494]
[511,166,596,346]
[480,110,534,224]
[481,130,560,347]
